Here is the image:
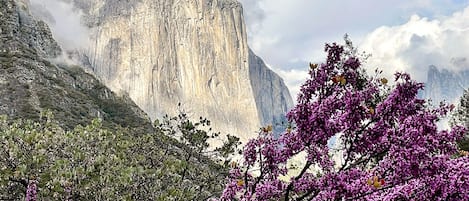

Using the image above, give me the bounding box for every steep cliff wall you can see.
[58,0,293,142]
[249,48,293,127]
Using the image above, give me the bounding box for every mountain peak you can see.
[422,65,469,104]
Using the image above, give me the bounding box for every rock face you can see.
[60,0,293,142]
[421,65,469,104]
[0,0,152,131]
[0,0,61,59]
[249,48,293,127]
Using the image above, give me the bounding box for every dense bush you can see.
[0,110,238,200]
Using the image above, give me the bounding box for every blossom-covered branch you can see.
[219,37,468,201]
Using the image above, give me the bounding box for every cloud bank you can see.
[360,6,469,82]
[238,0,469,70]
[238,0,469,100]
[29,0,89,51]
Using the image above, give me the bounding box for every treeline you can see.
[0,111,240,200]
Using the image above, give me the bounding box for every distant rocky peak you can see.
[422,65,469,104]
[249,48,293,127]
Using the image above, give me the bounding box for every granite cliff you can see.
[249,48,293,128]
[48,0,294,142]
[0,2,231,198]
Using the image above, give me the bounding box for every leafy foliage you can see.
[155,110,241,167]
[219,38,469,201]
[0,110,238,200]
[451,89,469,151]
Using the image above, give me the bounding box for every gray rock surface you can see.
[0,0,152,131]
[421,65,469,104]
[61,0,293,142]
[249,48,293,127]
[0,0,61,58]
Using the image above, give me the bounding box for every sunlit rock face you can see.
[57,0,293,142]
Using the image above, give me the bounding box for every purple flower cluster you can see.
[25,179,37,201]
[219,41,468,200]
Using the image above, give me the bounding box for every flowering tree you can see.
[0,111,234,200]
[220,39,469,200]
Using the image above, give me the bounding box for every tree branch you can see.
[339,117,378,172]
[295,188,319,201]
[284,160,313,201]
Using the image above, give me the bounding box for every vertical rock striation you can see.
[58,0,293,142]
[249,48,293,127]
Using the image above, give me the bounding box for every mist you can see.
[29,0,90,52]
[360,7,469,82]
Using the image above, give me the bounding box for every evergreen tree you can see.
[451,89,469,151]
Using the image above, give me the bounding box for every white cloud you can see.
[269,66,309,102]
[29,0,89,51]
[360,7,469,82]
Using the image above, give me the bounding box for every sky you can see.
[238,0,469,100]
